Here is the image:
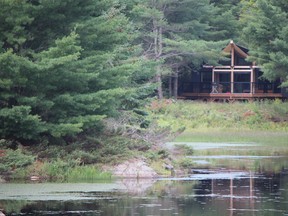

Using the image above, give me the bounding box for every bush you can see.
[178,158,195,169]
[158,149,169,159]
[67,166,112,181]
[174,144,194,155]
[0,149,35,173]
[68,150,99,165]
[0,106,46,141]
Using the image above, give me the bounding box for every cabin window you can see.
[201,72,212,82]
[219,73,230,82]
[234,73,250,82]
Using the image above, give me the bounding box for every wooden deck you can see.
[179,92,284,101]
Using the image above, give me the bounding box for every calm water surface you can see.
[1,143,288,216]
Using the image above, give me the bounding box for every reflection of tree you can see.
[0,200,31,214]
[146,180,198,197]
[119,178,156,195]
[255,158,288,174]
[2,174,288,215]
[255,173,281,193]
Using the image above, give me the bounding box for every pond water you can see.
[1,143,288,216]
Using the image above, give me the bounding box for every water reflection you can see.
[1,171,288,216]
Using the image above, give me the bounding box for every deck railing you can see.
[179,82,282,94]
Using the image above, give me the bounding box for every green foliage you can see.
[0,149,35,173]
[33,136,133,165]
[1,0,286,159]
[129,0,234,98]
[98,136,131,161]
[208,0,241,41]
[241,0,288,85]
[0,0,34,50]
[174,144,194,156]
[0,106,45,140]
[150,100,288,132]
[178,158,195,169]
[145,150,160,161]
[0,0,156,145]
[68,150,99,165]
[66,166,112,181]
[157,149,170,159]
[149,160,172,176]
[41,159,70,180]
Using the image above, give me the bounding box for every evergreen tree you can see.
[0,0,155,145]
[208,0,241,41]
[241,0,288,86]
[0,0,34,51]
[131,0,227,98]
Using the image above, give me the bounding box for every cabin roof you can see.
[223,40,248,58]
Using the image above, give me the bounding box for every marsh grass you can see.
[12,160,112,181]
[150,100,288,132]
[173,131,288,158]
[66,166,112,181]
[175,130,288,146]
[194,146,288,156]
[150,160,171,176]
[153,100,288,173]
[189,157,288,173]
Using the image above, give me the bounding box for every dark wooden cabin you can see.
[178,40,288,101]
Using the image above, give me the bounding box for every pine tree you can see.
[208,0,241,41]
[0,0,34,51]
[130,0,225,98]
[241,0,288,86]
[0,0,155,145]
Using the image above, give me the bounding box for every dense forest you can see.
[0,0,288,147]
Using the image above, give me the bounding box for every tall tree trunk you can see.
[156,70,163,99]
[169,75,173,98]
[173,71,178,99]
[153,23,164,99]
[157,27,163,99]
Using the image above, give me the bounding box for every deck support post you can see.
[212,67,215,83]
[230,177,234,216]
[231,67,234,93]
[231,41,235,94]
[250,68,254,94]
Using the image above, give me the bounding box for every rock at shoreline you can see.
[113,159,158,178]
[0,176,5,183]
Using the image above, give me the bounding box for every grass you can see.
[2,100,288,180]
[173,129,288,160]
[148,100,288,173]
[11,160,112,181]
[175,129,288,146]
[66,166,112,181]
[149,100,288,145]
[150,160,171,176]
[149,100,288,132]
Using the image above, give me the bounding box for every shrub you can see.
[67,166,112,181]
[41,159,70,180]
[158,149,169,159]
[0,149,35,173]
[174,144,194,155]
[68,150,99,165]
[178,158,195,169]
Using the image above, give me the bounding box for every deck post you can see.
[212,67,215,83]
[250,68,254,94]
[231,41,235,67]
[230,41,235,94]
[231,67,234,93]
